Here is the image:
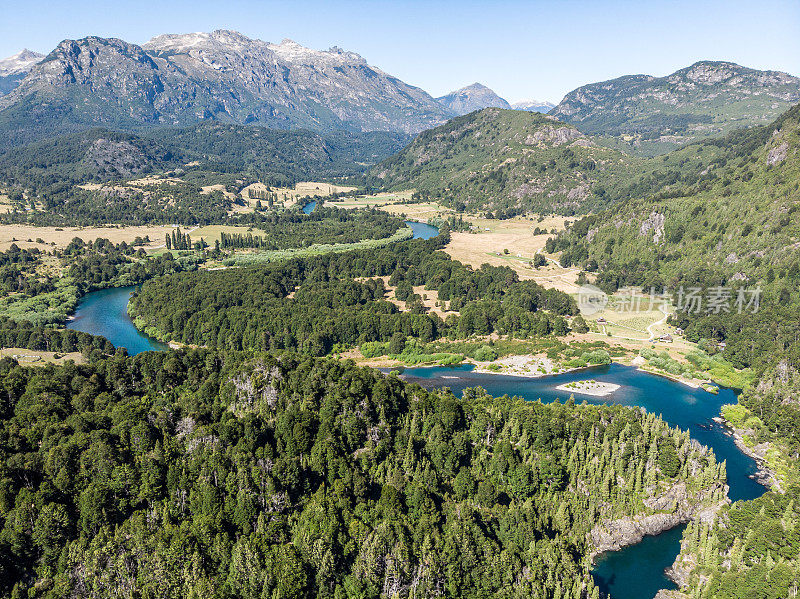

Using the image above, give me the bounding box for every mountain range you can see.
[0,30,451,148]
[551,61,800,155]
[0,32,798,171]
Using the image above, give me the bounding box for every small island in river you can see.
[555,379,621,397]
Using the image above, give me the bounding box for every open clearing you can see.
[444,215,577,288]
[335,193,577,286]
[330,190,415,210]
[237,181,358,214]
[0,348,85,365]
[0,224,174,251]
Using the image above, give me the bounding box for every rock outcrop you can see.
[589,481,728,557]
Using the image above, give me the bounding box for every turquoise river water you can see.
[64,218,763,598]
[397,363,766,598]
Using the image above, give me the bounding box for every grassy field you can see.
[0,347,85,365]
[444,215,571,278]
[0,224,173,251]
[237,181,358,214]
[331,190,414,206]
[334,193,578,286]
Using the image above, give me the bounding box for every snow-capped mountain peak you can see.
[0,49,44,77]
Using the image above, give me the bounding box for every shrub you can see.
[473,345,498,362]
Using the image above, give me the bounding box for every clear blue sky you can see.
[2,0,798,103]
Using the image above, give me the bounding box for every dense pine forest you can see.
[0,349,725,598]
[131,233,577,354]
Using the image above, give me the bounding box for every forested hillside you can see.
[0,124,407,203]
[147,123,409,183]
[370,108,641,216]
[0,349,726,598]
[549,103,800,370]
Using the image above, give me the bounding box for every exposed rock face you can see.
[0,31,450,146]
[525,125,584,146]
[654,591,690,599]
[767,141,789,166]
[82,138,150,177]
[589,481,728,557]
[640,211,666,243]
[436,83,511,115]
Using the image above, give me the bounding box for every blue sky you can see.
[2,0,798,103]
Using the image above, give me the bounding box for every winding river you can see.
[304,200,438,240]
[64,216,764,598]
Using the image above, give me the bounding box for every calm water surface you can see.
[67,286,167,356]
[405,220,439,240]
[302,200,317,214]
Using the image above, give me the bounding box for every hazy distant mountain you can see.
[0,49,43,95]
[551,60,800,155]
[0,30,450,148]
[436,83,510,115]
[511,100,555,113]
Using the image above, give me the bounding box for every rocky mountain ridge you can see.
[0,30,450,148]
[0,49,44,96]
[512,99,556,113]
[551,60,800,155]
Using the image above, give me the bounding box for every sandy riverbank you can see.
[472,354,565,376]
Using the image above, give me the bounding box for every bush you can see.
[473,345,498,362]
[360,341,389,359]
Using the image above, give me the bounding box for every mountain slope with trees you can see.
[550,61,800,156]
[0,124,408,196]
[370,108,642,216]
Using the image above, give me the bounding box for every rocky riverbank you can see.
[589,480,729,561]
[714,415,781,492]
